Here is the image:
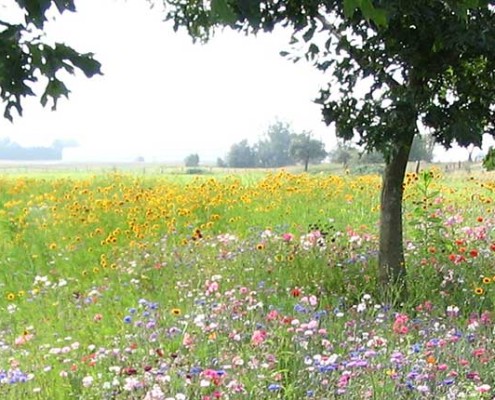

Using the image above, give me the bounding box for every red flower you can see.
[291,287,301,297]
[469,249,479,258]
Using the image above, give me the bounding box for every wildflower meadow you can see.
[1,168,495,399]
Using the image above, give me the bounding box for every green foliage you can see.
[289,131,327,171]
[226,139,257,168]
[216,157,227,168]
[482,147,495,171]
[226,122,326,169]
[184,153,200,167]
[329,140,357,166]
[256,121,296,168]
[0,1,101,120]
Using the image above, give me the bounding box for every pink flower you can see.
[281,233,294,242]
[251,330,267,346]
[480,311,491,325]
[182,333,195,349]
[15,333,34,346]
[475,384,491,393]
[266,310,278,321]
[472,348,485,357]
[393,313,409,335]
[205,280,219,295]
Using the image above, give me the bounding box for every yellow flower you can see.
[482,277,491,284]
[256,243,265,251]
[49,243,57,250]
[474,287,484,295]
[171,308,181,316]
[6,292,15,301]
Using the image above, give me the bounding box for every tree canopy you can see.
[289,131,327,171]
[165,0,495,296]
[0,0,101,121]
[256,121,295,168]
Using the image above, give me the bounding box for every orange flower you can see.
[426,355,436,364]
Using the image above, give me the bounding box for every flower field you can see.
[0,169,495,399]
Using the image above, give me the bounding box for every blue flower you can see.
[123,315,132,324]
[443,377,455,386]
[294,304,307,313]
[268,383,281,391]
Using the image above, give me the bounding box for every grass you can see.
[0,166,494,398]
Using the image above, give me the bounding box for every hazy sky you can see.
[0,0,489,162]
[0,0,333,162]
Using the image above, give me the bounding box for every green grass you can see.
[0,167,494,398]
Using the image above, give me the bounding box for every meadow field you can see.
[0,165,495,399]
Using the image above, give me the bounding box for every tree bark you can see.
[378,134,414,300]
[304,157,309,172]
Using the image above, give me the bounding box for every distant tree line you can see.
[0,138,77,161]
[218,121,327,171]
[330,133,435,171]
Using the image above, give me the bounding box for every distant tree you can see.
[329,140,356,168]
[216,157,227,168]
[227,140,257,168]
[289,132,327,172]
[0,1,101,120]
[409,134,435,163]
[184,153,200,167]
[483,147,495,171]
[256,121,296,168]
[359,151,384,164]
[0,137,62,160]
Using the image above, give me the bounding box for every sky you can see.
[0,0,490,163]
[0,0,332,163]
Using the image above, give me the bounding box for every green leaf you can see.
[40,78,70,110]
[359,0,388,27]
[302,25,316,42]
[210,0,237,24]
[343,0,360,18]
[371,9,388,27]
[53,0,76,13]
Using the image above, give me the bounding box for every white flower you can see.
[7,304,17,314]
[82,376,93,387]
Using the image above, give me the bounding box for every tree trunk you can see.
[304,157,309,172]
[378,135,414,300]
